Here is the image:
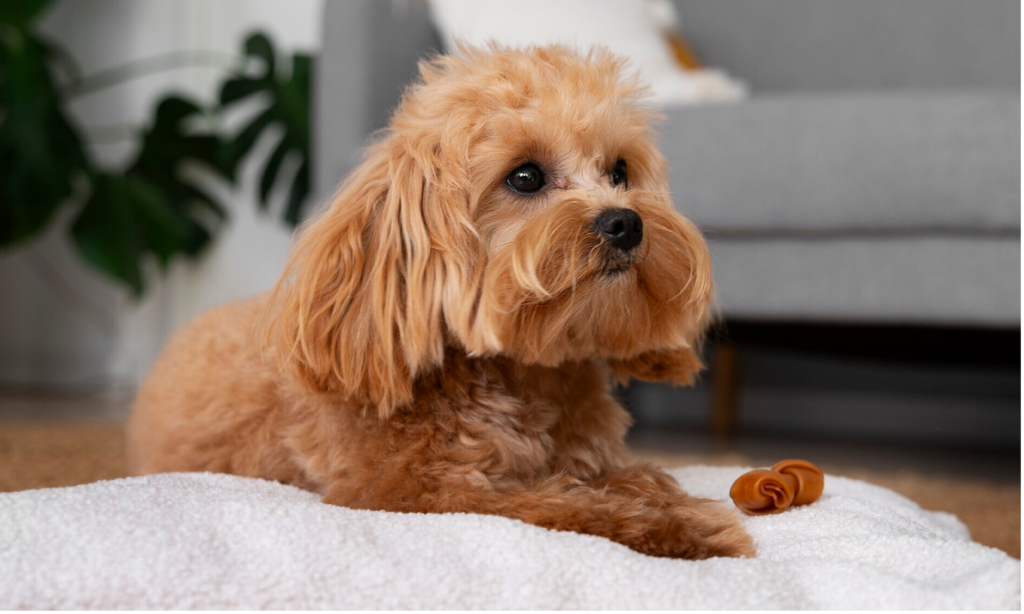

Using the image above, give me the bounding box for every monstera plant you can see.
[0,0,312,295]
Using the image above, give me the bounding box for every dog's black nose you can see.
[595,208,643,251]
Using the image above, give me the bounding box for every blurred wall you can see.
[0,0,323,390]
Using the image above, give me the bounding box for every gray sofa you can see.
[315,0,1020,328]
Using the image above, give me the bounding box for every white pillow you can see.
[427,0,746,106]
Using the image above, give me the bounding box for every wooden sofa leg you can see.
[711,341,740,441]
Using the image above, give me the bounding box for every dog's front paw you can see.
[695,511,756,559]
[675,497,756,559]
[618,497,755,560]
[598,466,755,559]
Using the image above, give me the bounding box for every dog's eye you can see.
[611,159,627,188]
[506,163,545,194]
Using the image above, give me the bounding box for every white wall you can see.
[0,0,324,390]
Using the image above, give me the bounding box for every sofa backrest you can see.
[314,0,1020,203]
[673,0,1020,91]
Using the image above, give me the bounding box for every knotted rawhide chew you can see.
[729,459,824,516]
[772,459,824,506]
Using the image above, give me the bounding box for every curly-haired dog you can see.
[127,46,754,559]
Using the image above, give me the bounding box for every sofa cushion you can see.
[660,92,1020,233]
[708,236,1020,326]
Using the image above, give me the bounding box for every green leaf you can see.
[0,0,52,30]
[284,158,309,226]
[219,75,266,106]
[121,93,232,266]
[178,215,211,255]
[243,33,275,76]
[259,136,289,207]
[133,95,233,179]
[181,184,226,220]
[0,30,89,247]
[226,104,276,168]
[126,94,233,258]
[149,95,200,125]
[2,25,310,297]
[281,54,311,144]
[39,38,81,85]
[70,174,188,295]
[69,94,234,294]
[220,31,312,225]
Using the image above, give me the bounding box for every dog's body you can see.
[129,295,629,495]
[128,46,754,559]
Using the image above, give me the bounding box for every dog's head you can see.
[269,46,711,414]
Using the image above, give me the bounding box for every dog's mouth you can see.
[602,262,633,275]
[598,244,646,277]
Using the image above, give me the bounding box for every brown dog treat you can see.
[729,469,796,515]
[730,460,824,516]
[771,459,824,506]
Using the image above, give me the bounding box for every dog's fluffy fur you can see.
[127,46,754,559]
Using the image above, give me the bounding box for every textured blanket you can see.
[0,467,1018,609]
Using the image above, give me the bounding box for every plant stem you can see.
[64,50,244,99]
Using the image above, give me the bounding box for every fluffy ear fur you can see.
[266,135,469,417]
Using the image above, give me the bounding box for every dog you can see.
[127,45,754,560]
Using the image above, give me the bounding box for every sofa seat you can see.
[657,91,1020,325]
[660,92,1020,234]
[709,235,1019,326]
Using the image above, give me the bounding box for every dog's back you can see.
[126,295,307,486]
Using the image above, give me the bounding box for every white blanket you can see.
[0,467,1018,609]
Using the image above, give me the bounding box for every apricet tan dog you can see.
[128,45,754,560]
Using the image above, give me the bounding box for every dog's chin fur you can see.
[126,45,753,560]
[479,198,710,367]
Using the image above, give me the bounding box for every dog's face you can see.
[271,46,711,413]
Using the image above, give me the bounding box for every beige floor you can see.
[0,419,1018,559]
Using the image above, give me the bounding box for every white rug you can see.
[0,467,1018,609]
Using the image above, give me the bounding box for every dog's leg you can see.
[324,471,752,560]
[593,463,755,558]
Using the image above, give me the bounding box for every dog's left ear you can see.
[265,132,476,417]
[607,345,705,387]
